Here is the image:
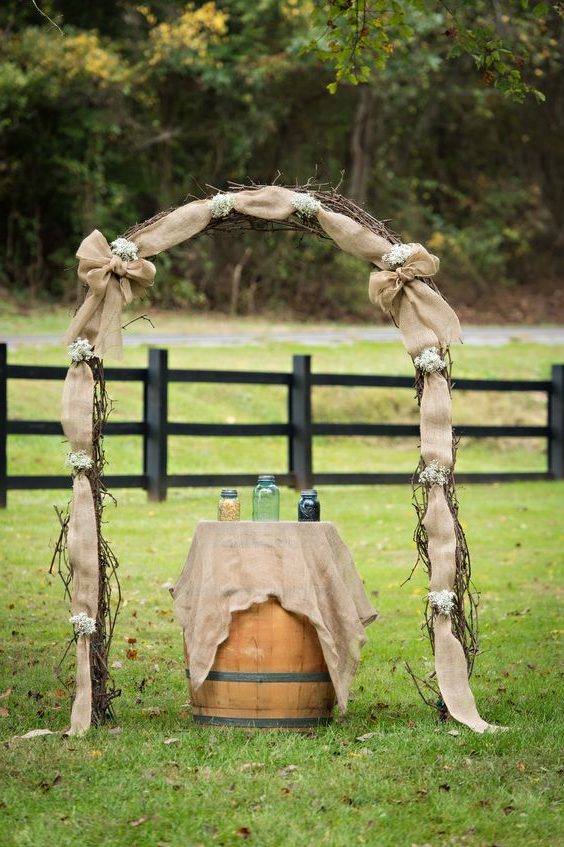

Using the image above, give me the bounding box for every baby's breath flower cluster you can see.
[382,243,414,269]
[414,347,446,374]
[110,237,139,262]
[428,590,456,616]
[209,193,234,219]
[69,612,97,636]
[68,337,94,363]
[419,460,449,487]
[291,192,321,218]
[66,450,93,472]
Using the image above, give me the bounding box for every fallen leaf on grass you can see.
[127,637,137,644]
[203,824,218,836]
[129,817,148,827]
[126,649,138,660]
[356,732,376,742]
[108,726,122,735]
[236,828,251,839]
[278,764,298,777]
[142,707,162,717]
[447,730,460,737]
[0,708,9,717]
[11,729,54,742]
[111,660,123,670]
[27,690,43,701]
[240,762,264,772]
[163,737,180,745]
[0,688,12,700]
[38,773,62,792]
[518,761,526,772]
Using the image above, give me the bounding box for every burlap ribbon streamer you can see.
[421,399,495,733]
[434,615,491,733]
[423,486,457,593]
[369,246,461,356]
[67,473,99,734]
[64,230,156,359]
[63,359,98,735]
[420,371,454,468]
[135,199,212,257]
[69,635,93,736]
[233,186,297,219]
[61,362,94,454]
[317,207,391,261]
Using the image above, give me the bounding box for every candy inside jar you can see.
[218,489,240,521]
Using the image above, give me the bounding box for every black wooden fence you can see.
[0,342,562,507]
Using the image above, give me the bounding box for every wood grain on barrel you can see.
[184,598,335,726]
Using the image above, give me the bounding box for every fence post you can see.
[0,344,7,508]
[290,354,313,490]
[145,348,168,501]
[549,364,564,479]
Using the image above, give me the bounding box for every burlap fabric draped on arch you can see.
[61,184,497,734]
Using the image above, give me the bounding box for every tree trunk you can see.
[347,85,375,207]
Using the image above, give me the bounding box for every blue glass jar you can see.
[252,475,280,521]
[298,489,320,522]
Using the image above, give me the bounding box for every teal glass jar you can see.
[252,475,280,521]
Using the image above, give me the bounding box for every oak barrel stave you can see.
[184,598,335,727]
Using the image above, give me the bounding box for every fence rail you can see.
[0,342,562,507]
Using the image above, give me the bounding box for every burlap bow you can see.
[368,244,461,356]
[64,229,156,359]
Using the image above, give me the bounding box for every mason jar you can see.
[298,489,320,522]
[218,489,240,521]
[252,475,280,521]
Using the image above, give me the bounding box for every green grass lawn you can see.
[0,322,563,846]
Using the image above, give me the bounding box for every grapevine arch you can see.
[59,183,496,734]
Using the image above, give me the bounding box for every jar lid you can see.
[300,489,318,497]
[220,489,238,497]
[257,474,275,481]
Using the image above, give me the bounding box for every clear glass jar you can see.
[218,489,240,521]
[298,489,320,522]
[252,475,280,521]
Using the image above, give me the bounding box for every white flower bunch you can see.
[428,590,456,616]
[66,450,93,472]
[382,243,414,269]
[419,460,449,487]
[414,347,446,374]
[70,612,96,636]
[110,237,139,262]
[68,337,94,363]
[291,192,320,218]
[209,193,234,219]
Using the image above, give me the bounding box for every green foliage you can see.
[310,0,560,102]
[0,0,562,312]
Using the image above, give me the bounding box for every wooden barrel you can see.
[184,598,335,729]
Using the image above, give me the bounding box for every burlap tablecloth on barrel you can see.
[171,521,377,712]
